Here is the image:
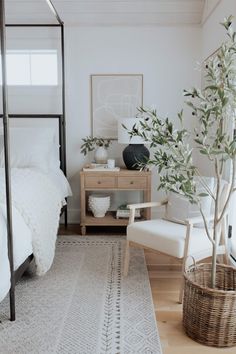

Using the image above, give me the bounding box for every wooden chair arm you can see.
[127,200,168,224]
[127,200,168,210]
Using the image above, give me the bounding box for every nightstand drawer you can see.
[85,176,116,189]
[117,176,147,189]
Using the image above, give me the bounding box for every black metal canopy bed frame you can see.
[0,0,67,321]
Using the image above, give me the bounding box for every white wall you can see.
[2,25,201,223]
[64,26,201,222]
[202,0,236,60]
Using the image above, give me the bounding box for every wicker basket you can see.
[183,263,236,347]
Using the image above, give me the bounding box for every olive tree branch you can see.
[199,207,214,246]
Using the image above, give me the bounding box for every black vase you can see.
[122,144,150,170]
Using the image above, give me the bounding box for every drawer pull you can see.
[97,181,101,184]
[130,181,134,185]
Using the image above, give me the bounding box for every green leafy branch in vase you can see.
[80,136,112,155]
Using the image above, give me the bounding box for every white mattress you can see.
[0,168,71,302]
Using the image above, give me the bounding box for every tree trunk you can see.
[211,223,221,288]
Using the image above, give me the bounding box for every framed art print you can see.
[91,74,143,139]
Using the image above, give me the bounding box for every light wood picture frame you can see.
[91,74,143,139]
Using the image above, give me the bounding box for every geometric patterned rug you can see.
[0,236,162,354]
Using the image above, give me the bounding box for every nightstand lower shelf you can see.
[81,212,129,235]
[85,211,128,225]
[81,212,145,235]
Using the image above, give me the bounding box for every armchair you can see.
[124,193,230,304]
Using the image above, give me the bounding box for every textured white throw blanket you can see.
[0,168,62,276]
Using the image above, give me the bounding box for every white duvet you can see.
[0,168,71,302]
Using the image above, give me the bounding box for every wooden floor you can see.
[150,269,236,354]
[59,225,236,354]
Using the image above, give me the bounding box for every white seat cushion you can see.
[127,219,213,259]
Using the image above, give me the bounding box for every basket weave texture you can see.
[183,263,236,347]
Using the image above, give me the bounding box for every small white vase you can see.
[88,194,110,218]
[94,146,108,164]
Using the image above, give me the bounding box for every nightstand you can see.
[80,168,152,235]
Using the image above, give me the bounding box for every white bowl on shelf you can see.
[88,194,110,218]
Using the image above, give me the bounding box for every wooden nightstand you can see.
[80,168,152,235]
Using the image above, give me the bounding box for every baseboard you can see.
[60,208,80,224]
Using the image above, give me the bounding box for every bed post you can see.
[59,114,67,227]
[0,0,15,321]
[46,1,67,227]
[60,24,66,175]
[60,24,67,227]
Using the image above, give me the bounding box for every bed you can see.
[0,167,71,303]
[0,0,67,321]
[0,125,71,308]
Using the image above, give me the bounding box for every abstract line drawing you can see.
[91,74,143,139]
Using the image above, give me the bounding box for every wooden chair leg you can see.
[179,276,184,304]
[124,240,130,276]
[179,223,192,304]
[223,252,230,265]
[179,256,186,304]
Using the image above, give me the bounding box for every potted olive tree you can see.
[127,17,236,347]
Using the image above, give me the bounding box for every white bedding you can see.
[0,167,71,302]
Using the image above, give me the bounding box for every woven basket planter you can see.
[183,263,236,347]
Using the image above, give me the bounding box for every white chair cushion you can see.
[127,219,213,259]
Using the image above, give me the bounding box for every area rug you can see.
[0,236,162,354]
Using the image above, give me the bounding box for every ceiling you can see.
[5,0,221,26]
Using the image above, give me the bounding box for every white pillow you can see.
[0,128,57,173]
[165,177,214,225]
